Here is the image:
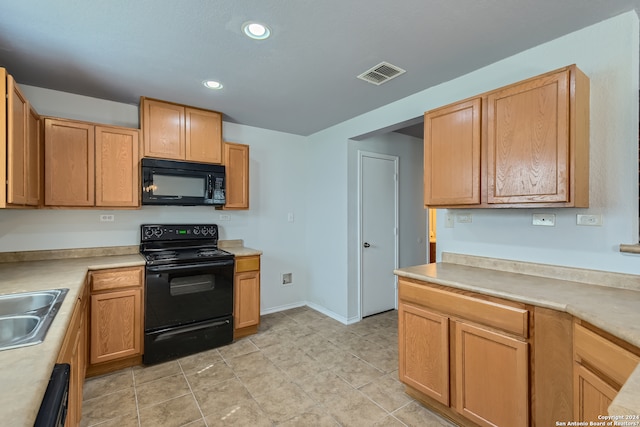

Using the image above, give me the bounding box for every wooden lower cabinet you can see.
[233,255,260,338]
[573,322,640,422]
[57,283,88,427]
[88,266,144,375]
[574,364,617,421]
[455,321,528,427]
[398,278,530,427]
[398,302,449,405]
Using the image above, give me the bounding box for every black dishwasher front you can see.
[34,363,70,427]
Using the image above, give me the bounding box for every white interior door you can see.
[359,151,398,317]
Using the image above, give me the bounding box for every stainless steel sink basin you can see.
[0,291,60,316]
[0,289,69,351]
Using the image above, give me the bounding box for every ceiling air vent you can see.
[357,61,406,85]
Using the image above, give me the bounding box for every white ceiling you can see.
[1,0,639,136]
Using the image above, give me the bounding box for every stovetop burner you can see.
[149,251,179,261]
[140,224,234,266]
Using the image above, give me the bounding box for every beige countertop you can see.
[0,254,145,427]
[219,239,263,257]
[0,241,261,426]
[394,253,640,417]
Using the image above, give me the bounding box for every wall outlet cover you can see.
[576,214,603,226]
[532,213,555,226]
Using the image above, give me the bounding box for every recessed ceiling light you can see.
[242,21,271,40]
[203,80,223,90]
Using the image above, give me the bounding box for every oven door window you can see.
[170,274,214,296]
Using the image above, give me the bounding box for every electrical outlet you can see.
[287,213,294,222]
[456,213,472,223]
[219,214,230,221]
[577,214,603,226]
[532,213,555,227]
[281,273,293,285]
[99,214,114,222]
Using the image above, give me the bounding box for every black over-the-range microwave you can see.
[141,158,226,206]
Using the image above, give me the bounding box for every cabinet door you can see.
[186,108,222,163]
[398,302,450,405]
[455,321,529,427]
[424,98,481,206]
[223,142,249,209]
[142,99,185,160]
[44,119,95,206]
[26,106,42,206]
[95,126,140,207]
[90,288,142,364]
[487,69,570,204]
[7,75,28,205]
[234,270,260,329]
[573,364,617,422]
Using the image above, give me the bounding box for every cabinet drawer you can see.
[235,256,260,273]
[398,278,528,337]
[574,323,640,387]
[90,267,143,292]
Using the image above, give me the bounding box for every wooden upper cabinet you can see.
[142,98,185,160]
[223,142,249,209]
[141,97,223,164]
[186,108,222,163]
[44,118,95,206]
[487,67,587,205]
[425,65,589,208]
[7,75,28,205]
[44,118,139,208]
[26,105,42,206]
[424,98,481,206]
[95,126,139,207]
[2,70,42,208]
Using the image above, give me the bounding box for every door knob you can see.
[363,242,371,248]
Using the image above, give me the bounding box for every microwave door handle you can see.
[207,177,213,199]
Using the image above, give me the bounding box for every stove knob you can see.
[208,227,216,237]
[144,228,154,238]
[193,228,200,235]
[202,228,209,236]
[154,228,163,237]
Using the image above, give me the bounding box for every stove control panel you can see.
[141,224,219,241]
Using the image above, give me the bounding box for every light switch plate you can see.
[456,213,472,223]
[445,212,454,228]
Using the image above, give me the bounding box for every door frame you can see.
[357,150,399,320]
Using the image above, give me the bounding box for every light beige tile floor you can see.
[80,306,456,427]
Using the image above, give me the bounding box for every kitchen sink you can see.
[0,290,62,317]
[0,289,69,351]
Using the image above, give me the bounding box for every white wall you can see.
[305,11,640,321]
[346,132,425,320]
[3,11,639,324]
[0,87,310,313]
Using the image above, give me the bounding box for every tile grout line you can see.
[131,368,142,427]
[178,356,210,427]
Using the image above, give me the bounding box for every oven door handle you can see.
[155,319,232,341]
[147,260,234,272]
